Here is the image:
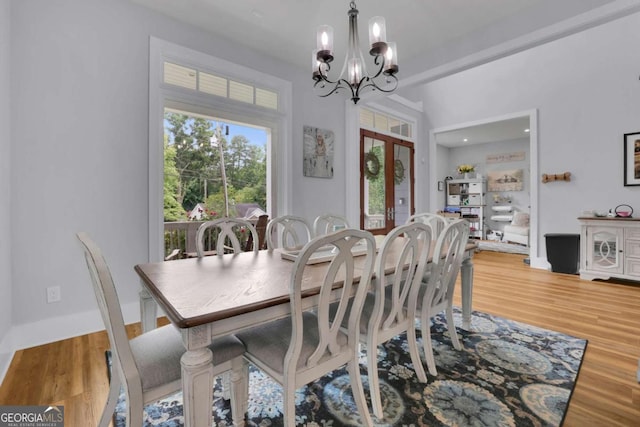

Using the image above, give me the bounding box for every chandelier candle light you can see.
[313,1,399,104]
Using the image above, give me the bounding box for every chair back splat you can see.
[196,217,260,258]
[265,215,313,252]
[406,212,449,238]
[313,213,350,237]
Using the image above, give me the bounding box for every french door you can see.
[360,129,414,234]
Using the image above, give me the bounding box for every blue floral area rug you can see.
[113,308,587,426]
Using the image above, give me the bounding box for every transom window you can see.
[163,61,279,110]
[359,108,412,138]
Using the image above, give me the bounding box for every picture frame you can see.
[487,169,524,192]
[303,125,334,178]
[623,132,640,186]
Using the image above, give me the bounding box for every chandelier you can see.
[312,1,399,104]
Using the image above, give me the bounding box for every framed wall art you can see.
[487,169,524,192]
[623,131,640,186]
[303,125,334,178]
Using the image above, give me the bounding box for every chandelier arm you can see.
[368,55,386,80]
[314,79,348,98]
[355,73,399,96]
[314,73,360,100]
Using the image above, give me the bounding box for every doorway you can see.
[429,110,540,266]
[360,129,414,234]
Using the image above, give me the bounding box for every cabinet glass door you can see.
[590,227,623,273]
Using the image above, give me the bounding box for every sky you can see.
[226,123,268,148]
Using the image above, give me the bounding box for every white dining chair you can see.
[415,219,470,376]
[236,229,376,426]
[342,222,433,418]
[313,213,350,236]
[265,215,313,252]
[406,212,449,238]
[406,212,450,282]
[76,232,247,427]
[195,218,259,258]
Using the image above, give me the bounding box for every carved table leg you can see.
[182,325,214,427]
[460,254,474,330]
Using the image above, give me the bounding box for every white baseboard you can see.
[0,301,142,385]
[0,349,14,387]
[530,256,551,270]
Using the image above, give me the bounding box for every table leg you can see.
[460,253,474,330]
[182,325,215,427]
[139,287,157,333]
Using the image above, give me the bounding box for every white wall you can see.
[0,0,12,375]
[421,11,640,263]
[7,0,348,350]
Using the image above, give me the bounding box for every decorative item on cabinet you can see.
[614,204,633,218]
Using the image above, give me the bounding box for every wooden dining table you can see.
[135,240,477,427]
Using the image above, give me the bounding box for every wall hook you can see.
[542,172,571,183]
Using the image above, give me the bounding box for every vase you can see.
[464,172,470,179]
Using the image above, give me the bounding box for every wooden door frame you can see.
[360,129,415,233]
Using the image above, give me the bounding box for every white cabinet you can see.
[579,217,640,281]
[446,178,486,239]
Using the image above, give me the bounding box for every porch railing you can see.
[164,217,268,259]
[164,221,203,259]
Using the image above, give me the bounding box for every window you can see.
[360,108,411,138]
[149,37,292,261]
[163,61,279,111]
[163,109,268,222]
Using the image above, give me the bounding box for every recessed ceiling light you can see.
[524,128,530,133]
[463,138,468,142]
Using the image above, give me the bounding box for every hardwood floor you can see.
[1,251,639,426]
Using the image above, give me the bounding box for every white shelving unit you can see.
[446,178,486,239]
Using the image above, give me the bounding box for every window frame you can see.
[148,37,292,261]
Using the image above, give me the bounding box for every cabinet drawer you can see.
[625,258,640,278]
[625,239,640,258]
[447,195,460,205]
[469,182,483,193]
[468,194,482,205]
[625,228,640,240]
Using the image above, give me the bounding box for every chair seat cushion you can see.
[236,311,348,376]
[130,325,244,392]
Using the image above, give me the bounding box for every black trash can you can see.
[545,233,580,274]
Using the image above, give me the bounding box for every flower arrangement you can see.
[457,164,475,174]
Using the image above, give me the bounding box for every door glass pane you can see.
[363,136,385,231]
[393,144,411,225]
